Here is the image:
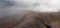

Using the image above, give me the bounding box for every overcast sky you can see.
[13,0,60,12]
[0,0,60,12]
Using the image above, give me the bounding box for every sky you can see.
[0,0,60,12]
[12,0,60,12]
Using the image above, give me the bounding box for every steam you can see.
[0,0,60,26]
[0,0,40,24]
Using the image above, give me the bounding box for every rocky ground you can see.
[12,11,60,28]
[0,11,60,28]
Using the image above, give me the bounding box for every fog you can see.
[0,0,60,25]
[11,0,60,12]
[1,0,60,12]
